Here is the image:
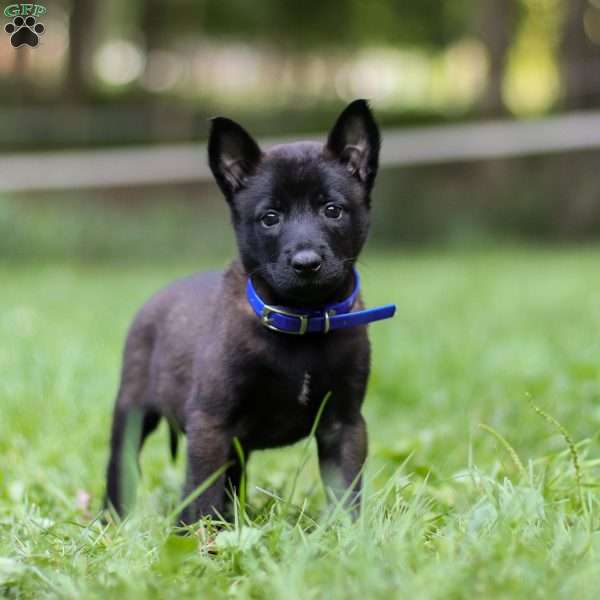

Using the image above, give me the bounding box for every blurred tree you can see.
[141,0,167,53]
[65,0,97,102]
[475,0,519,117]
[560,0,600,109]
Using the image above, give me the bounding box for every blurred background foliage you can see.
[1,0,600,254]
[3,0,599,140]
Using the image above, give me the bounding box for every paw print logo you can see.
[4,15,45,48]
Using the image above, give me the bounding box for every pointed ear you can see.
[208,117,263,199]
[326,99,380,190]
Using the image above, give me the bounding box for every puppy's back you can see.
[117,271,224,424]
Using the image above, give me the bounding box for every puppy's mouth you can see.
[264,264,350,307]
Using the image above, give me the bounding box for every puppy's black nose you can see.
[291,250,322,275]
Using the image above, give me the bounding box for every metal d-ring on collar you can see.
[246,268,396,336]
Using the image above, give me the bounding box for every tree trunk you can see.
[476,0,518,117]
[561,0,600,110]
[64,0,97,102]
[141,0,166,55]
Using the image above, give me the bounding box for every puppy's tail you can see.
[168,422,179,461]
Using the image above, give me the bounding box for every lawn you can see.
[1,246,599,599]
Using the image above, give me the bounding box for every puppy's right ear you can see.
[208,117,263,199]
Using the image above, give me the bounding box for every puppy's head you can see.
[208,100,380,306]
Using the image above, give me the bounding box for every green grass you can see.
[1,247,600,599]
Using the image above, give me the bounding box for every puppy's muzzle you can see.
[291,250,322,276]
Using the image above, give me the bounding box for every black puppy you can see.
[105,99,395,524]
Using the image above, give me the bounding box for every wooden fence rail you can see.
[1,110,600,192]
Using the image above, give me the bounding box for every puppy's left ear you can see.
[208,117,263,200]
[326,99,380,191]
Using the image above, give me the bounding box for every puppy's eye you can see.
[323,204,343,220]
[261,211,281,228]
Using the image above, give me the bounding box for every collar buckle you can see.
[261,304,309,335]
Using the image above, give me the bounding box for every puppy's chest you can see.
[257,365,325,406]
[235,352,344,449]
[236,368,327,449]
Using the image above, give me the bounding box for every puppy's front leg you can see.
[316,414,368,515]
[179,414,232,525]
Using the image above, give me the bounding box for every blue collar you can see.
[246,268,396,335]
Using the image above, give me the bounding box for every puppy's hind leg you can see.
[105,328,158,517]
[105,406,162,515]
[105,397,159,517]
